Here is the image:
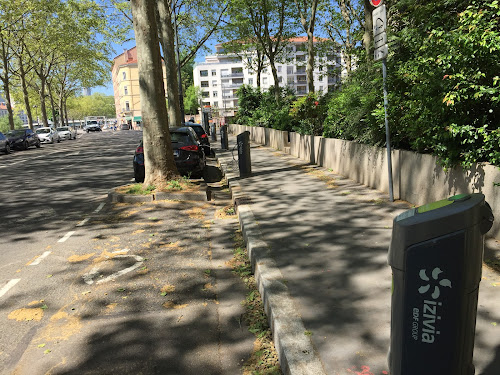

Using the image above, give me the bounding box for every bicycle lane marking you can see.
[0,279,21,298]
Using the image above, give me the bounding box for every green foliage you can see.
[323,64,384,144]
[236,85,295,131]
[388,0,500,166]
[66,94,115,119]
[184,85,201,115]
[0,116,22,133]
[289,92,327,136]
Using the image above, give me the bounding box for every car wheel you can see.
[23,140,29,150]
[36,140,41,148]
[134,164,145,183]
[57,137,61,143]
[5,143,11,154]
[51,137,55,144]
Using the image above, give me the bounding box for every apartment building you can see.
[193,37,344,116]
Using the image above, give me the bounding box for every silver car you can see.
[56,126,77,140]
[36,127,61,144]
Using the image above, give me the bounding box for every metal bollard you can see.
[388,193,494,375]
[220,125,228,150]
[237,131,251,177]
[210,123,216,141]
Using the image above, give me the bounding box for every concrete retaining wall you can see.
[228,124,500,238]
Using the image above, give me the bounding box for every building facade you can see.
[111,47,143,127]
[193,37,344,116]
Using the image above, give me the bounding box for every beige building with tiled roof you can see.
[111,47,170,127]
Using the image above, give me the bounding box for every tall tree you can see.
[156,0,182,127]
[294,0,321,93]
[130,0,179,186]
[237,0,297,101]
[322,0,363,77]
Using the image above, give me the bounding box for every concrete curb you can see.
[107,184,208,203]
[218,154,327,375]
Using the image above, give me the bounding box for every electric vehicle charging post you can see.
[237,131,251,177]
[220,125,228,150]
[388,193,494,375]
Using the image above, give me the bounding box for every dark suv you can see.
[184,122,212,157]
[6,129,41,150]
[133,127,206,182]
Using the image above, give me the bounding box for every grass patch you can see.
[230,231,281,375]
[125,184,156,195]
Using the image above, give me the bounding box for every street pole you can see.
[382,57,394,202]
[172,6,185,123]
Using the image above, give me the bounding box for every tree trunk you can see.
[306,29,315,93]
[131,0,178,187]
[39,72,49,127]
[363,0,373,60]
[269,55,280,102]
[0,39,14,130]
[2,80,15,131]
[18,57,34,129]
[156,0,182,127]
[46,81,57,126]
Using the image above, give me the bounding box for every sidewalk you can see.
[216,134,500,375]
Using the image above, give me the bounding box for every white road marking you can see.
[58,231,76,243]
[30,251,52,266]
[96,255,144,284]
[0,279,21,298]
[82,252,143,285]
[76,217,90,227]
[83,267,100,285]
[94,203,105,213]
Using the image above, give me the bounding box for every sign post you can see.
[372,2,394,202]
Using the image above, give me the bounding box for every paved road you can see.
[218,136,500,375]
[0,130,254,374]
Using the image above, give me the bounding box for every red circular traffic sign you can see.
[370,0,383,6]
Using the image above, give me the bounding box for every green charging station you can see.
[388,193,494,375]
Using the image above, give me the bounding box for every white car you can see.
[56,126,77,140]
[36,127,61,144]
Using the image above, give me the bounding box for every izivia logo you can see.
[417,268,452,344]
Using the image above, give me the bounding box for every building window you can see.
[263,77,268,85]
[122,72,126,80]
[278,76,283,83]
[319,86,323,92]
[213,91,218,97]
[124,86,128,95]
[213,101,218,107]
[211,70,216,76]
[201,81,209,87]
[125,101,130,111]
[200,70,208,77]
[296,55,306,62]
[319,75,324,82]
[248,78,253,85]
[202,91,210,98]
[212,80,217,87]
[278,66,282,73]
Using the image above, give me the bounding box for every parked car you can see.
[36,127,61,144]
[85,124,102,132]
[133,127,206,182]
[6,128,41,150]
[120,123,130,130]
[56,126,77,140]
[184,122,212,156]
[0,132,11,154]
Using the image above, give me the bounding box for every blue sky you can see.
[93,36,213,97]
